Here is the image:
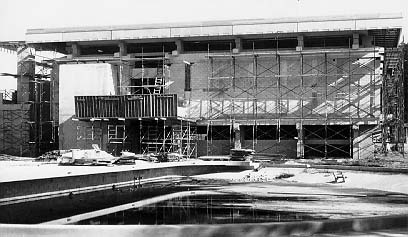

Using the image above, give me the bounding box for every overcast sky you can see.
[0,0,407,90]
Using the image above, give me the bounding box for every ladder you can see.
[153,77,163,94]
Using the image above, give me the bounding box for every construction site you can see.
[0,14,407,160]
[1,12,408,237]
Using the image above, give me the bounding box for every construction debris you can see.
[59,145,115,166]
[35,150,61,162]
[56,144,189,166]
[230,149,254,161]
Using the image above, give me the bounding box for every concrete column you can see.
[17,46,35,104]
[123,63,133,95]
[352,33,359,49]
[233,122,241,149]
[174,39,183,55]
[233,38,242,54]
[119,42,127,56]
[296,35,304,51]
[72,43,81,57]
[17,46,38,155]
[296,122,304,158]
[240,125,246,149]
[51,63,59,148]
[352,125,360,159]
[51,63,59,125]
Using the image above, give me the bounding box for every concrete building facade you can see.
[1,13,405,158]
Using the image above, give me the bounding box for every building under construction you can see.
[0,13,405,159]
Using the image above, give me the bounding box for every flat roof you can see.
[25,13,403,45]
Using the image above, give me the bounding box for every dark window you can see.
[280,125,298,139]
[108,125,126,143]
[184,40,235,52]
[304,125,351,140]
[208,125,232,140]
[127,42,176,54]
[304,36,352,48]
[80,45,119,55]
[242,38,297,50]
[185,64,191,91]
[196,126,208,134]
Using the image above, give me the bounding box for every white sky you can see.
[0,0,407,90]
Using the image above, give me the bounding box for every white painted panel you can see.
[298,20,355,32]
[355,18,402,30]
[26,33,63,43]
[59,63,116,124]
[62,31,112,42]
[170,25,232,37]
[233,22,297,35]
[112,28,170,39]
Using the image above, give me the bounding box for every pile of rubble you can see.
[56,145,185,166]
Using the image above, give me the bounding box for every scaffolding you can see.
[140,118,197,158]
[69,46,198,158]
[203,39,398,158]
[380,48,405,154]
[118,47,169,95]
[119,48,197,158]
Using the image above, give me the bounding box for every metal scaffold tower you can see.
[380,48,405,155]
[30,52,58,156]
[0,44,57,156]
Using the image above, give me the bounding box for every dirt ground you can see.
[194,167,408,220]
[195,167,408,194]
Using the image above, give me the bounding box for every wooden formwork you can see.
[0,105,31,156]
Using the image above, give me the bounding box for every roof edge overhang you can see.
[27,13,403,34]
[25,13,403,46]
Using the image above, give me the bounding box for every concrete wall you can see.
[242,140,298,158]
[162,49,381,157]
[197,140,232,157]
[0,163,250,199]
[353,125,377,159]
[167,50,381,124]
[59,64,116,149]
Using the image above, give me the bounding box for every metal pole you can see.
[324,52,328,158]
